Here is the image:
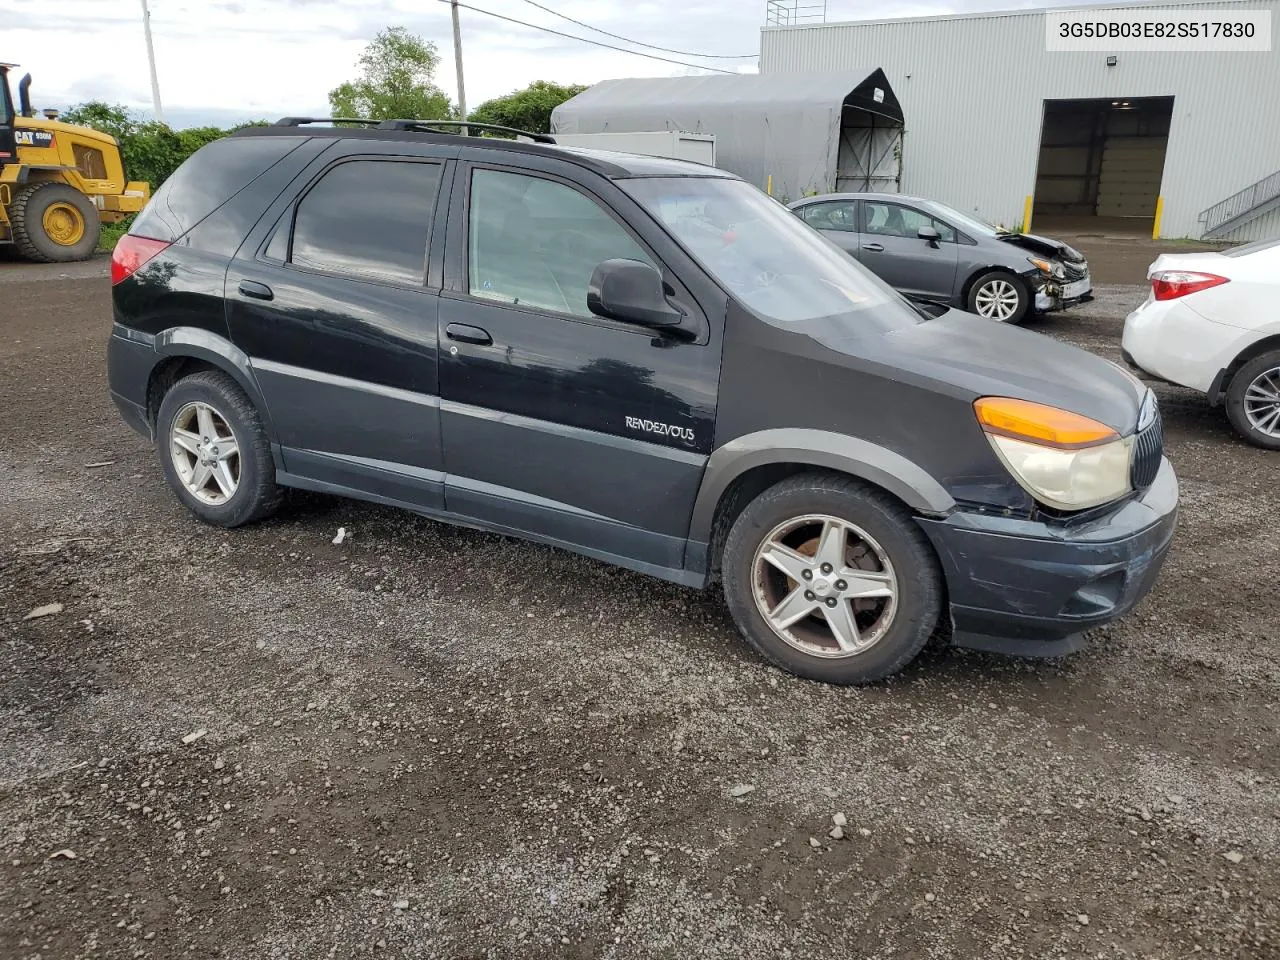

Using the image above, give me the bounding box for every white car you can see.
[1122,237,1280,449]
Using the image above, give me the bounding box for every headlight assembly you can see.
[1028,257,1066,280]
[975,397,1131,510]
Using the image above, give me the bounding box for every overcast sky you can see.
[10,0,1083,128]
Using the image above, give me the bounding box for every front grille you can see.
[1062,261,1089,282]
[1131,406,1163,491]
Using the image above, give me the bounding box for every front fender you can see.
[687,428,956,545]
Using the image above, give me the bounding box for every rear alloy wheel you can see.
[169,401,241,506]
[1226,350,1280,450]
[156,370,282,526]
[968,270,1029,324]
[722,474,944,684]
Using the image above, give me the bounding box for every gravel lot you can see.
[2,249,1277,959]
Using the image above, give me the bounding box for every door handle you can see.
[238,280,274,301]
[445,322,492,346]
[862,243,884,252]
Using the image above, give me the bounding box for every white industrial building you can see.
[759,0,1280,240]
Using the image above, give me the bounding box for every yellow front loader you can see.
[0,63,149,262]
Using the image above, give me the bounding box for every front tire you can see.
[10,182,100,263]
[156,370,282,527]
[967,270,1030,324]
[722,474,944,685]
[1225,350,1280,450]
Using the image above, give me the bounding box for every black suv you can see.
[107,119,1178,684]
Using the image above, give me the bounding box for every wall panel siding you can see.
[1222,206,1280,244]
[760,0,1280,238]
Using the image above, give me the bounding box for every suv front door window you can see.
[859,200,960,299]
[437,164,719,567]
[468,168,655,316]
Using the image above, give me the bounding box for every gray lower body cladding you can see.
[917,459,1178,656]
[108,329,156,439]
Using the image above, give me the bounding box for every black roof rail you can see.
[375,119,556,143]
[273,117,382,127]
[270,116,556,144]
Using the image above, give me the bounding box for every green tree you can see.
[60,101,138,142]
[61,102,266,188]
[329,27,454,121]
[468,80,588,135]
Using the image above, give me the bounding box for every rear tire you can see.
[10,182,100,263]
[967,270,1030,324]
[156,370,282,527]
[721,473,944,685]
[1225,350,1280,450]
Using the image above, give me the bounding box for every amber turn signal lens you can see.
[974,397,1118,449]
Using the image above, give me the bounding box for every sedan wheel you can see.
[1242,364,1280,439]
[170,401,241,505]
[973,278,1022,322]
[1226,349,1280,450]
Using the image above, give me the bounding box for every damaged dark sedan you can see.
[788,192,1092,324]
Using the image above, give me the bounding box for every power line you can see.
[516,0,757,59]
[437,1,738,74]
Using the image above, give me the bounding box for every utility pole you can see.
[140,0,164,123]
[450,0,467,133]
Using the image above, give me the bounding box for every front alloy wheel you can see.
[722,474,944,685]
[752,514,898,657]
[973,278,1021,321]
[967,270,1030,324]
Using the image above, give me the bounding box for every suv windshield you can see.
[622,177,923,333]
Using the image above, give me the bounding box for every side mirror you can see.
[917,225,940,246]
[587,259,686,330]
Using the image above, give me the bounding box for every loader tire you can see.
[10,182,100,263]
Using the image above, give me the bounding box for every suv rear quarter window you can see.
[131,136,305,242]
[289,159,442,284]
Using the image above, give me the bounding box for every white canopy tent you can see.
[551,71,904,200]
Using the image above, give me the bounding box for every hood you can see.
[998,232,1085,263]
[844,310,1144,434]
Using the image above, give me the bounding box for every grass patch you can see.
[97,217,133,253]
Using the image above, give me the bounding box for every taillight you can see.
[111,234,171,285]
[1150,270,1229,301]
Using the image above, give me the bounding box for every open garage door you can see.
[1032,97,1172,235]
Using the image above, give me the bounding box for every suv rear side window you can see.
[131,136,305,242]
[468,168,653,318]
[290,159,442,284]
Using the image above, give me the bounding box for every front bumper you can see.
[916,458,1178,657]
[1034,275,1093,313]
